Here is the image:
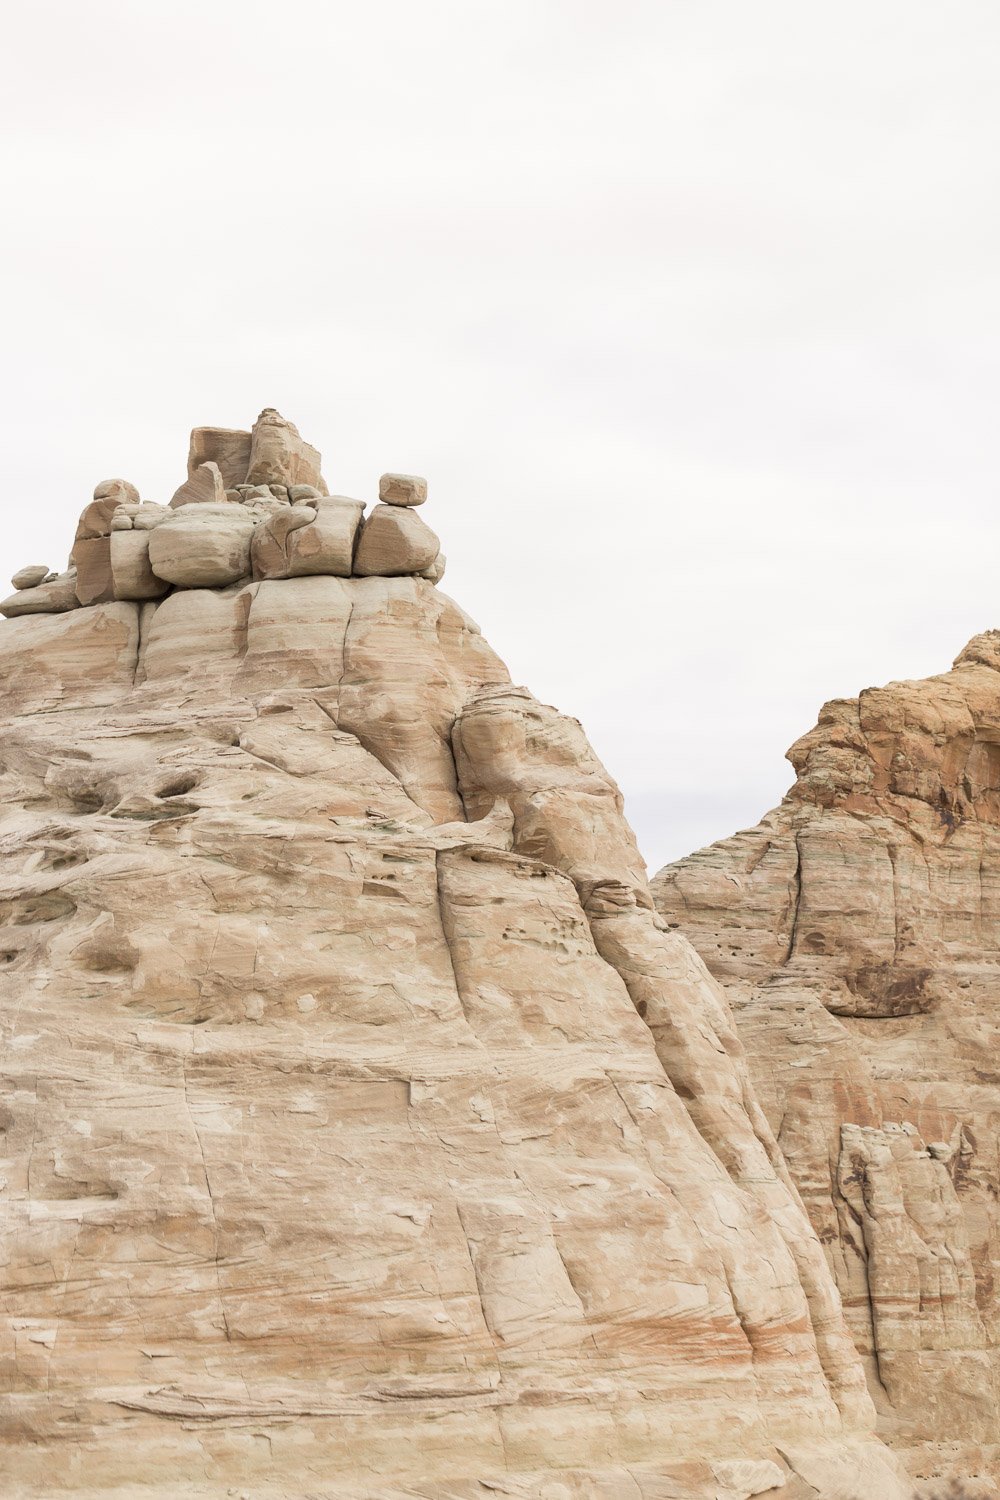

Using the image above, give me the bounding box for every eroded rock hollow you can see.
[1,416,907,1498]
[654,634,1000,1492]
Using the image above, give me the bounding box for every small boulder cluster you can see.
[1,409,445,619]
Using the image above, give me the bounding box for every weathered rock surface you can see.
[132,503,169,531]
[380,472,428,507]
[251,496,364,580]
[71,536,115,606]
[0,569,79,618]
[422,551,446,585]
[245,407,327,493]
[187,426,252,489]
[109,529,170,601]
[0,484,909,1496]
[148,503,256,588]
[75,481,140,545]
[169,459,228,509]
[10,566,49,591]
[354,502,440,576]
[654,631,1000,1490]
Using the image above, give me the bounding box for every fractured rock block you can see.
[148,503,256,588]
[169,460,227,509]
[187,426,251,488]
[250,506,314,580]
[73,479,140,551]
[245,408,326,492]
[353,503,440,577]
[110,530,170,601]
[0,570,80,617]
[379,472,427,507]
[72,536,115,606]
[251,497,364,580]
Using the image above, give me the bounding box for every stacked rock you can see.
[355,473,443,581]
[0,564,75,618]
[0,411,448,618]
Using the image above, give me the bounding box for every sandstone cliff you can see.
[0,416,907,1498]
[653,633,1000,1493]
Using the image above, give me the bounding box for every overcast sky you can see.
[2,2,998,872]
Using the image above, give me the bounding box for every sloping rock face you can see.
[0,422,908,1500]
[653,633,1000,1491]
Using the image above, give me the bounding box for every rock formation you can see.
[654,635,1000,1493]
[0,414,910,1499]
[0,412,447,622]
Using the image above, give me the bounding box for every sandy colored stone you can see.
[421,552,446,585]
[72,535,115,606]
[110,529,170,601]
[353,502,440,576]
[131,503,169,531]
[245,407,327,492]
[169,459,228,509]
[11,566,49,590]
[251,497,364,580]
[654,629,1000,1488]
[0,569,79,618]
[148,503,255,588]
[72,480,141,553]
[0,582,908,1500]
[93,477,140,505]
[0,418,914,1500]
[380,472,428,507]
[186,425,252,488]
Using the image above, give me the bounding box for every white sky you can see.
[2,2,998,873]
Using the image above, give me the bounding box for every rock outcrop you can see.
[0,415,909,1499]
[0,411,444,620]
[653,633,1000,1492]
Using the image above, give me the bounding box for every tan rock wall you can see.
[0,578,906,1498]
[654,631,1000,1488]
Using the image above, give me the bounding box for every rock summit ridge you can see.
[2,409,444,618]
[0,416,909,1498]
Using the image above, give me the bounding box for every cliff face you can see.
[0,418,907,1499]
[653,632,1000,1490]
